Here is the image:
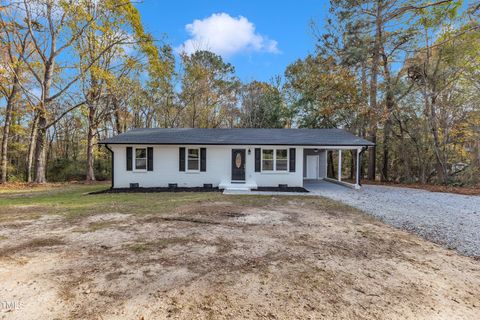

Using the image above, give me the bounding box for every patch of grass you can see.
[89,221,114,231]
[0,237,65,256]
[0,182,64,195]
[0,183,227,221]
[0,183,363,226]
[0,212,43,223]
[154,237,191,248]
[0,235,7,241]
[128,243,150,253]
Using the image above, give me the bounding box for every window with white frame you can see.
[187,148,199,171]
[135,148,147,170]
[276,149,288,171]
[262,148,288,172]
[262,149,274,171]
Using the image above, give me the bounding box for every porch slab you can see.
[219,181,258,192]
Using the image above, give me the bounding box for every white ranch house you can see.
[99,128,374,191]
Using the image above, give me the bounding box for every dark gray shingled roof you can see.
[99,128,374,146]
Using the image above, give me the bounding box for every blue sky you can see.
[135,0,330,82]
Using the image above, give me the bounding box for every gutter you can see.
[104,144,114,189]
[97,142,374,147]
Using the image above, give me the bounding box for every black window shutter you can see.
[179,147,185,171]
[200,148,207,172]
[126,147,132,171]
[289,148,296,172]
[255,148,261,172]
[147,147,153,171]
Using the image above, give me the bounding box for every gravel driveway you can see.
[305,181,480,257]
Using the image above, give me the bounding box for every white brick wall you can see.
[110,144,304,188]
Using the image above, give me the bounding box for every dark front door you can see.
[231,149,246,181]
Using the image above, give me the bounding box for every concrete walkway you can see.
[304,181,480,257]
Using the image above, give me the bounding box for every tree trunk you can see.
[86,105,96,181]
[349,151,355,181]
[33,112,47,183]
[33,53,55,184]
[367,134,377,180]
[0,96,14,183]
[0,68,21,183]
[422,27,448,185]
[360,62,368,138]
[45,124,56,179]
[327,151,335,178]
[112,96,124,134]
[26,114,39,182]
[429,95,448,184]
[0,104,12,183]
[382,121,391,181]
[381,44,394,182]
[359,64,368,179]
[367,0,382,181]
[381,91,394,182]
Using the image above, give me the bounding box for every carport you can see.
[303,146,368,189]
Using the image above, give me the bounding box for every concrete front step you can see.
[223,189,251,195]
[219,181,257,192]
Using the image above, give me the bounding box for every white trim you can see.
[306,146,364,151]
[134,147,147,172]
[261,148,289,172]
[186,147,200,172]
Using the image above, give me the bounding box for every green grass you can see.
[0,183,228,220]
[0,184,303,220]
[127,242,151,253]
[0,183,355,222]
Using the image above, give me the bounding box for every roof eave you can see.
[98,141,375,147]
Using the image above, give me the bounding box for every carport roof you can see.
[99,128,374,147]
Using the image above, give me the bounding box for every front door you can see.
[306,155,319,179]
[231,149,246,181]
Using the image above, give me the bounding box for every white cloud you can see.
[177,13,279,57]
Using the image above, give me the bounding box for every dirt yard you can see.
[0,184,479,319]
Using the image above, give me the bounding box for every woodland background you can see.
[0,0,479,186]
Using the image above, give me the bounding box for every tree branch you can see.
[388,0,454,21]
[46,38,132,103]
[46,100,86,129]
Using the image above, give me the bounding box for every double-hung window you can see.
[187,148,200,171]
[135,148,147,171]
[261,148,288,172]
[275,149,288,171]
[262,149,274,171]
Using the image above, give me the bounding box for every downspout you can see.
[105,144,114,189]
[358,146,368,186]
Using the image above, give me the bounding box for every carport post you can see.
[338,150,342,181]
